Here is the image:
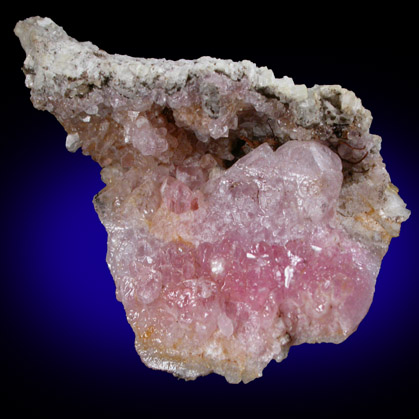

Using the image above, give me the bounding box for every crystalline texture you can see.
[15,17,410,383]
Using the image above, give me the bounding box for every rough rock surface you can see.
[15,17,410,383]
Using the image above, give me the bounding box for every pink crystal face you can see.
[96,134,379,383]
[15,17,410,383]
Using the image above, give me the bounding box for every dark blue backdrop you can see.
[3,7,418,418]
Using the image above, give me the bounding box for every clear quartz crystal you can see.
[15,17,410,383]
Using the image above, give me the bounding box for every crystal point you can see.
[15,17,410,383]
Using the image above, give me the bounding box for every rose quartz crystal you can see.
[15,17,410,383]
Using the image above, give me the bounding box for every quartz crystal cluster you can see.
[15,17,410,383]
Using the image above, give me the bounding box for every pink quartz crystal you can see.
[15,17,410,383]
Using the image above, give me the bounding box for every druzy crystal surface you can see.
[15,17,410,383]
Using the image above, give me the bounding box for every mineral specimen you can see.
[15,16,410,383]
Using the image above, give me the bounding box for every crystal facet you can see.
[15,17,410,383]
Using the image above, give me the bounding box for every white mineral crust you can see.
[15,16,410,383]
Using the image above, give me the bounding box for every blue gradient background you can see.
[3,8,418,418]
